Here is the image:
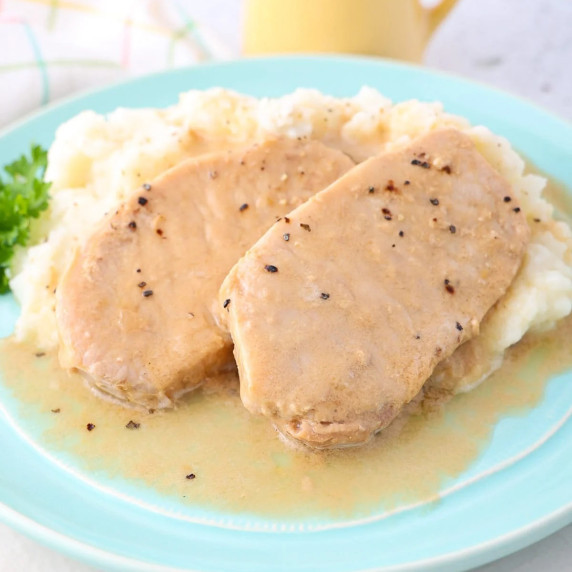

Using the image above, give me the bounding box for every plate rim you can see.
[1,54,570,142]
[1,499,569,572]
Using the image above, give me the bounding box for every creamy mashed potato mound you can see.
[10,87,572,395]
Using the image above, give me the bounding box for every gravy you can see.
[1,313,571,522]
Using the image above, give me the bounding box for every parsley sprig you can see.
[0,144,51,293]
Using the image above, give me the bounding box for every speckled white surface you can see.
[425,0,572,121]
[1,0,570,570]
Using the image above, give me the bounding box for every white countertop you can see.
[0,0,570,570]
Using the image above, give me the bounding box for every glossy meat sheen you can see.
[219,129,530,448]
[56,139,354,409]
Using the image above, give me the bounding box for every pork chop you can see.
[219,129,530,448]
[56,138,354,409]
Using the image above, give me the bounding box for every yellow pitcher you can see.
[243,0,459,62]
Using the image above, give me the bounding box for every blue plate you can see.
[1,56,571,572]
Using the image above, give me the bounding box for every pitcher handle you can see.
[425,0,459,37]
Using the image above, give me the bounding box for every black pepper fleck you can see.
[264,265,278,273]
[449,225,456,234]
[128,221,137,230]
[399,230,404,237]
[415,335,421,340]
[411,159,430,169]
[300,223,311,232]
[86,423,95,431]
[404,180,411,185]
[283,233,290,241]
[456,322,463,331]
[136,268,141,273]
[441,165,452,174]
[430,198,439,206]
[504,196,512,202]
[186,473,196,480]
[368,185,375,193]
[143,289,154,297]
[513,207,521,213]
[320,292,330,300]
[239,203,249,212]
[223,298,231,309]
[126,420,140,429]
[138,196,148,206]
[284,217,291,223]
[138,281,147,288]
[445,284,455,294]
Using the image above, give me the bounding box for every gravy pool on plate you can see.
[1,310,571,520]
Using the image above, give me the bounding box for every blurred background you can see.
[0,0,571,570]
[1,0,571,128]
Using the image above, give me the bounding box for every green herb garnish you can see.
[0,144,51,293]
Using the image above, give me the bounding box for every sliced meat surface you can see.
[219,129,530,448]
[56,138,354,409]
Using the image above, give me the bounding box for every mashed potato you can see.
[10,87,572,394]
